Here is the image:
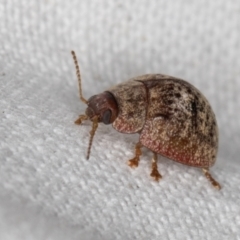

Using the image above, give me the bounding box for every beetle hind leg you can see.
[128,142,142,168]
[75,114,88,125]
[150,153,162,181]
[202,168,221,190]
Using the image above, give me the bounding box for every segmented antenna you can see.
[71,51,88,104]
[87,116,99,159]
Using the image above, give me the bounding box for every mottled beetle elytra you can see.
[71,51,221,190]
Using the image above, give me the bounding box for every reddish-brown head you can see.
[71,51,119,159]
[86,92,118,124]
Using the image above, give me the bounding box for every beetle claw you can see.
[128,158,139,168]
[150,168,162,181]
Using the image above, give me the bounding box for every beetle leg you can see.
[75,114,88,125]
[128,142,142,168]
[202,168,221,190]
[150,153,162,181]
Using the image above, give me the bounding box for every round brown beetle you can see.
[71,51,221,189]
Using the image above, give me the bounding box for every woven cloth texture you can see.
[0,1,240,240]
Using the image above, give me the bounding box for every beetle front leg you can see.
[202,168,221,190]
[150,153,162,181]
[128,142,142,168]
[75,114,88,125]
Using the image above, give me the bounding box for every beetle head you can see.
[86,92,118,124]
[71,50,119,159]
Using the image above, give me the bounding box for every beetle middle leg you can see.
[75,114,88,125]
[128,142,142,168]
[150,153,162,181]
[202,168,221,190]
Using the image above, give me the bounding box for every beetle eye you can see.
[102,109,112,124]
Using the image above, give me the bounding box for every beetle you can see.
[71,51,221,189]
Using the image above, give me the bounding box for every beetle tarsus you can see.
[202,168,221,190]
[128,157,140,168]
[128,142,142,168]
[75,114,88,125]
[150,153,162,181]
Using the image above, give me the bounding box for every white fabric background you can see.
[0,1,240,239]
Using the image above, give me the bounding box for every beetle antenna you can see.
[87,116,98,159]
[71,51,88,104]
